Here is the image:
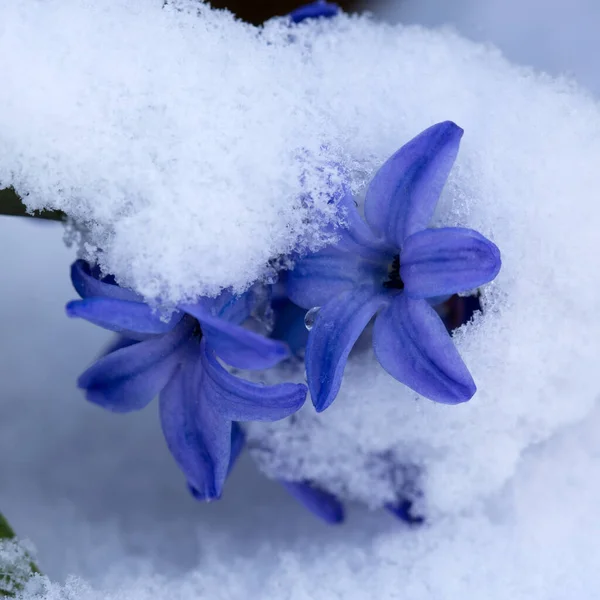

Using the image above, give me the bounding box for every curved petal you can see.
[101,335,139,356]
[364,121,463,246]
[78,321,191,412]
[188,423,245,501]
[182,302,290,370]
[290,1,339,23]
[333,190,395,260]
[159,357,231,500]
[373,295,476,404]
[286,190,391,310]
[200,340,306,421]
[287,249,385,309]
[305,287,388,412]
[281,480,345,524]
[66,297,182,335]
[70,260,140,302]
[189,290,251,326]
[401,227,501,299]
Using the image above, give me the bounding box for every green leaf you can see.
[0,187,65,222]
[0,515,15,542]
[0,512,40,597]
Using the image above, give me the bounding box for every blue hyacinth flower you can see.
[287,121,501,412]
[290,1,339,23]
[67,260,307,499]
[269,284,477,526]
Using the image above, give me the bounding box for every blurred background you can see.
[216,0,600,95]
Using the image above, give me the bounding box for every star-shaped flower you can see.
[287,121,501,411]
[67,260,306,499]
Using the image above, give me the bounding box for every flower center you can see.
[191,320,203,339]
[383,254,404,290]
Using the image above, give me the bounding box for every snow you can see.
[1,0,600,598]
[0,0,342,303]
[0,538,37,596]
[2,0,598,306]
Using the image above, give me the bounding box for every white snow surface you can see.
[0,0,597,305]
[2,0,600,598]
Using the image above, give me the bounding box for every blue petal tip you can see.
[188,483,220,502]
[290,1,340,23]
[65,300,79,318]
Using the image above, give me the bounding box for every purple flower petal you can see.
[200,341,306,421]
[159,356,232,500]
[401,227,501,299]
[281,480,345,524]
[182,302,290,370]
[78,322,191,412]
[66,297,182,336]
[364,122,463,247]
[333,190,395,260]
[188,422,245,501]
[101,335,139,356]
[373,294,476,404]
[305,287,388,412]
[190,290,251,326]
[70,260,140,302]
[287,249,386,309]
[290,1,339,23]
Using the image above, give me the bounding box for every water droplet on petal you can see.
[304,306,321,331]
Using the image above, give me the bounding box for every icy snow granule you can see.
[0,0,343,303]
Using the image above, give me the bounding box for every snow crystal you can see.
[0,0,342,303]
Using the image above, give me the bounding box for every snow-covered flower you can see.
[67,260,306,499]
[287,121,501,411]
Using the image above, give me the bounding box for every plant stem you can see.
[0,188,65,222]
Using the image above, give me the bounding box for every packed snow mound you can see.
[2,0,599,305]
